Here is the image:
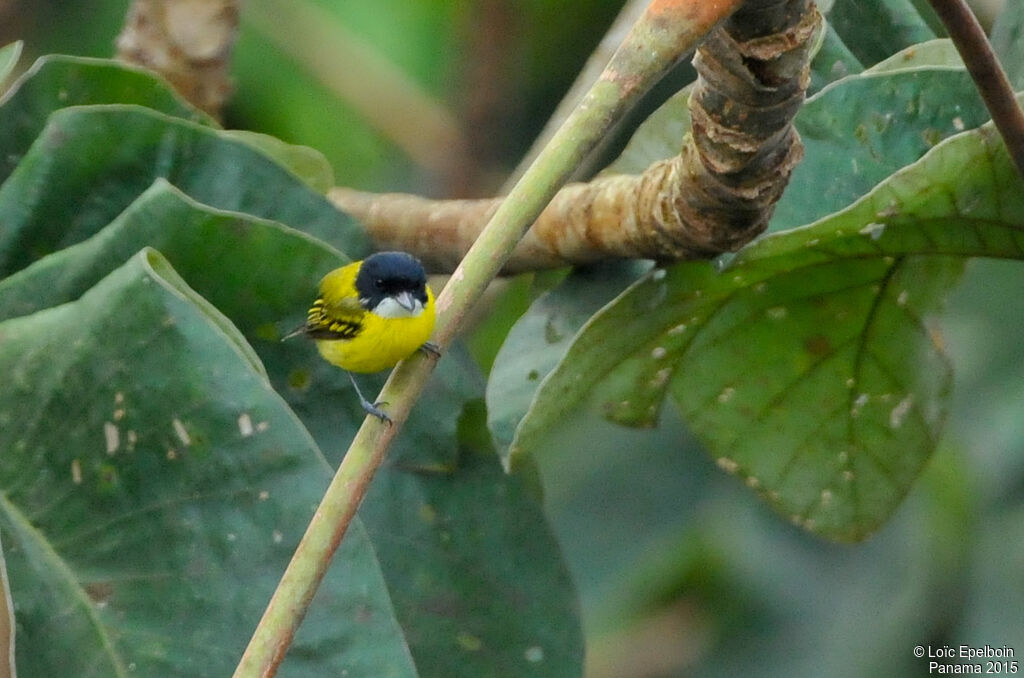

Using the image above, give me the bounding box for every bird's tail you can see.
[281,323,310,341]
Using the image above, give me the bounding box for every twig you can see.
[232,1,744,675]
[928,0,1024,178]
[505,0,651,189]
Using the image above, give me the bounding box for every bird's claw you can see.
[359,398,393,425]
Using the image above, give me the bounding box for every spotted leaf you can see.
[511,122,1024,541]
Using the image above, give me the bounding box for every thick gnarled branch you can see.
[332,0,821,274]
[116,0,239,119]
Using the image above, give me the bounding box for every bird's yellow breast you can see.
[315,287,435,374]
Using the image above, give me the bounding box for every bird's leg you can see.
[347,372,392,424]
[418,342,441,358]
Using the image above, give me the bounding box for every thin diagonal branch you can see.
[232,1,745,676]
[506,0,651,188]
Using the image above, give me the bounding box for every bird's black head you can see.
[355,251,429,313]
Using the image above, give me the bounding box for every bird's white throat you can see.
[372,292,424,319]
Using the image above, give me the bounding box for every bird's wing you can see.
[326,295,364,316]
[302,294,363,340]
[286,260,366,341]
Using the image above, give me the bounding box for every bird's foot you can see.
[358,396,392,425]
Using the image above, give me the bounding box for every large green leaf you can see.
[491,61,995,479]
[0,250,416,677]
[0,55,337,195]
[827,0,935,66]
[865,38,963,72]
[0,180,344,325]
[0,55,213,184]
[808,23,864,93]
[222,130,336,193]
[487,262,651,455]
[295,355,584,674]
[0,104,368,277]
[360,431,584,676]
[0,182,583,674]
[510,122,1024,541]
[772,65,989,231]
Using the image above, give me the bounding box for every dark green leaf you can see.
[808,24,864,93]
[0,55,213,184]
[0,105,369,277]
[772,65,989,231]
[297,348,585,673]
[0,182,582,673]
[828,0,935,66]
[512,123,1024,540]
[222,130,335,193]
[0,180,345,325]
[0,250,415,677]
[291,350,584,673]
[359,443,584,677]
[487,262,651,455]
[865,38,962,72]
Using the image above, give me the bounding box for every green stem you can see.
[232,1,744,675]
[928,0,1024,178]
[505,0,650,189]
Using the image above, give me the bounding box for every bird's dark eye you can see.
[375,278,385,287]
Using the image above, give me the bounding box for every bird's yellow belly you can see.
[315,311,434,374]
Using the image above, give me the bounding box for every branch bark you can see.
[116,0,239,120]
[332,0,821,274]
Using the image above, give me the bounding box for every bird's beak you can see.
[394,291,416,313]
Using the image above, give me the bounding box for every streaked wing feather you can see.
[304,295,363,340]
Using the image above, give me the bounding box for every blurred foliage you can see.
[1,1,1023,677]
[0,0,624,196]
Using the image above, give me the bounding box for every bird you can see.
[285,251,438,423]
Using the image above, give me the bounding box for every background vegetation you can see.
[0,0,1021,676]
